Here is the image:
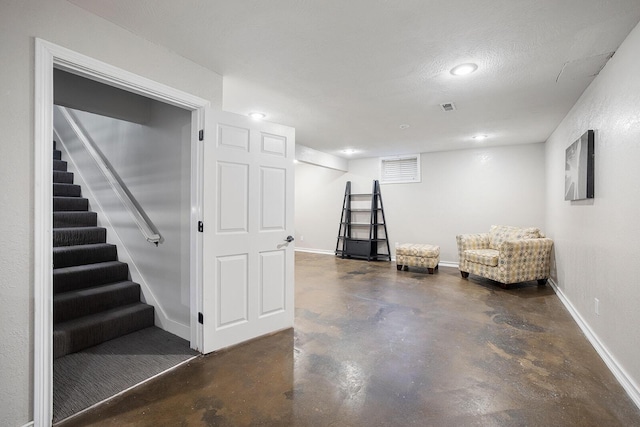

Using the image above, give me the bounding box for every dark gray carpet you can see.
[53,326,198,423]
[52,141,154,359]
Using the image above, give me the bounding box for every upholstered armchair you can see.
[456,225,553,288]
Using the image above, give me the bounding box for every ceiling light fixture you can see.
[249,112,266,120]
[472,134,488,140]
[399,124,410,129]
[341,149,357,155]
[450,63,478,76]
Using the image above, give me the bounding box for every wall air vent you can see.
[440,102,456,112]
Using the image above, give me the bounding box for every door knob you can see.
[285,235,295,243]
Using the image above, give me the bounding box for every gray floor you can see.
[53,326,198,423]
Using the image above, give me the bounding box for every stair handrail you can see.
[57,106,161,245]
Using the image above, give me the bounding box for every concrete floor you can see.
[58,252,640,426]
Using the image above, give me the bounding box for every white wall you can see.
[54,104,192,334]
[296,143,546,263]
[0,0,222,424]
[545,20,640,402]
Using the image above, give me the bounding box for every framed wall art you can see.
[564,130,594,201]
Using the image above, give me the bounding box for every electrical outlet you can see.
[595,298,600,316]
[300,235,304,242]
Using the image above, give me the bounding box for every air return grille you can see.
[440,102,456,112]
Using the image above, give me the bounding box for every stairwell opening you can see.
[35,40,211,426]
[51,69,196,421]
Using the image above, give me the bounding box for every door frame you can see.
[34,39,208,425]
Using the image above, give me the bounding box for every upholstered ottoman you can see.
[396,243,440,274]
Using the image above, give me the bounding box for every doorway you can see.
[34,39,208,425]
[53,70,193,339]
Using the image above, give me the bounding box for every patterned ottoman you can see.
[396,243,440,274]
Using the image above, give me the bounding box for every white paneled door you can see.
[201,109,295,353]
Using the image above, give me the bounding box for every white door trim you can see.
[34,38,209,426]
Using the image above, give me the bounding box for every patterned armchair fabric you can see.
[456,225,553,286]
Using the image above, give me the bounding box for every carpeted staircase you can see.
[53,141,154,359]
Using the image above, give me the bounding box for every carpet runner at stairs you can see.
[53,141,154,359]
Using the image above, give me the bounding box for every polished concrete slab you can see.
[58,252,640,426]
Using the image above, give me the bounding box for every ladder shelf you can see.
[335,180,391,261]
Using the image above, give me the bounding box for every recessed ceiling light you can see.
[341,149,357,155]
[399,124,410,129]
[450,63,478,76]
[249,112,266,120]
[472,134,488,140]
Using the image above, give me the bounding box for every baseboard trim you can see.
[21,422,35,427]
[294,248,459,269]
[548,278,640,410]
[438,261,459,269]
[294,247,335,256]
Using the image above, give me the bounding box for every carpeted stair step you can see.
[54,281,142,323]
[53,159,67,171]
[54,260,129,294]
[54,196,88,212]
[51,140,156,360]
[53,211,97,228]
[53,243,117,268]
[54,227,106,247]
[53,302,155,359]
[53,183,81,197]
[53,170,73,184]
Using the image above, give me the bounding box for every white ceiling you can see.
[68,0,640,159]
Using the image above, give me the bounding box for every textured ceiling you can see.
[67,0,640,158]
